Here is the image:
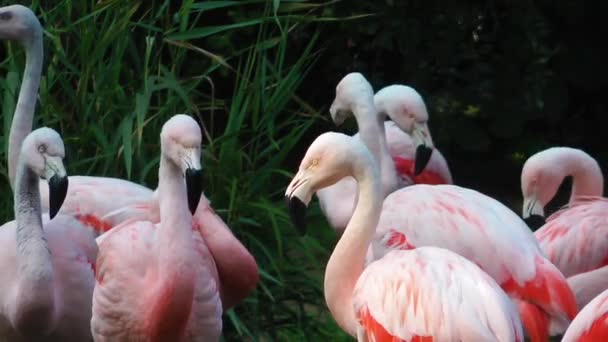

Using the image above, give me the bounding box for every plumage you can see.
[369,184,577,338]
[562,289,608,342]
[355,248,523,342]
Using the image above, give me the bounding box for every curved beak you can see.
[181,148,203,215]
[285,169,314,235]
[45,156,68,219]
[412,122,434,176]
[522,194,546,230]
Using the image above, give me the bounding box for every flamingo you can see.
[91,114,222,341]
[374,84,450,179]
[562,288,608,341]
[0,127,97,341]
[521,147,608,309]
[375,85,453,185]
[286,132,524,341]
[317,74,452,232]
[0,4,258,309]
[323,73,578,341]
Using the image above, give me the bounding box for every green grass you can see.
[1,0,356,340]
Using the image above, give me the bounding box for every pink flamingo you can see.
[0,127,97,341]
[374,84,452,182]
[0,4,258,309]
[286,132,523,341]
[561,288,608,341]
[521,147,608,309]
[317,74,452,232]
[325,73,577,341]
[91,115,222,341]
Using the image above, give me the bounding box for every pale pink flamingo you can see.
[0,4,258,309]
[374,84,438,175]
[317,74,452,232]
[324,73,577,341]
[374,85,453,185]
[0,127,97,341]
[286,132,523,341]
[91,115,222,341]
[561,288,608,341]
[521,147,608,309]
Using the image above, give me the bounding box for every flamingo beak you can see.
[522,194,546,230]
[412,122,434,176]
[45,156,68,219]
[185,168,203,215]
[285,169,313,235]
[182,148,203,215]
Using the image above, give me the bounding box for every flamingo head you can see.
[21,127,68,219]
[161,114,204,214]
[285,132,377,234]
[0,5,41,46]
[329,72,375,126]
[520,149,567,227]
[374,85,434,175]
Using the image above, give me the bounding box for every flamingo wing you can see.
[535,196,608,277]
[353,247,523,342]
[374,185,578,334]
[91,220,159,340]
[39,176,154,235]
[562,288,608,342]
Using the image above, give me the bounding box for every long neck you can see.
[323,164,382,336]
[354,102,382,167]
[13,160,55,325]
[147,156,196,338]
[376,115,399,195]
[8,37,43,190]
[567,152,603,202]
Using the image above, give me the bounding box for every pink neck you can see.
[146,157,196,338]
[566,152,604,203]
[323,161,382,336]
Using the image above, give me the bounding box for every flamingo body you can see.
[0,215,97,341]
[370,184,578,338]
[562,289,608,342]
[354,247,523,342]
[535,196,608,277]
[91,220,222,341]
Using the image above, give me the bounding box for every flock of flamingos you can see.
[0,3,605,342]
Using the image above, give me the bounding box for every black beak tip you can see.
[523,214,546,231]
[286,195,307,235]
[185,168,204,215]
[414,144,433,176]
[48,175,68,220]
